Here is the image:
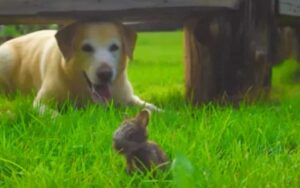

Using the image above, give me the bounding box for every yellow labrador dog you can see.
[0,22,158,113]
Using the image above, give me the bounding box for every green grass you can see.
[1,31,300,187]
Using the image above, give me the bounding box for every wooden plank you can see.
[0,0,238,14]
[279,0,300,17]
[0,8,236,24]
[0,0,238,24]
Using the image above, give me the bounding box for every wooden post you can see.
[235,0,276,100]
[295,25,300,61]
[184,15,233,105]
[277,26,300,63]
[184,0,276,105]
[184,19,216,105]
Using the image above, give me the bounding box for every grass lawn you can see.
[1,31,300,187]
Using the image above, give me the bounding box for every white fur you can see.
[40,39,56,80]
[0,22,160,116]
[83,38,121,85]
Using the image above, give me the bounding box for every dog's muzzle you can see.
[83,72,112,104]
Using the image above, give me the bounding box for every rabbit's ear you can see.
[136,109,151,128]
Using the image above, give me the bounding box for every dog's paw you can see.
[129,95,163,112]
[144,103,163,112]
[50,110,61,119]
[33,102,61,118]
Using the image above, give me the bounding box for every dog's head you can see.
[55,22,137,103]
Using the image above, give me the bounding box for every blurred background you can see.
[0,25,59,43]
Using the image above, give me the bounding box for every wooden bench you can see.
[0,0,299,105]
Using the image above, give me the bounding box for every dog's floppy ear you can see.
[136,109,151,128]
[55,22,78,61]
[120,25,137,60]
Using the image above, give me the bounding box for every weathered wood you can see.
[0,10,235,25]
[184,20,214,104]
[233,0,275,101]
[0,0,238,12]
[279,0,300,17]
[184,15,233,104]
[0,0,239,24]
[184,0,276,105]
[276,26,300,63]
[0,8,235,25]
[277,0,300,25]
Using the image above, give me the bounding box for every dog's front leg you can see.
[128,95,161,112]
[33,88,60,118]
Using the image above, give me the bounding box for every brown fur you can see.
[113,109,168,174]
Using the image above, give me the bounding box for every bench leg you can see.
[235,0,275,101]
[184,15,235,105]
[183,0,276,105]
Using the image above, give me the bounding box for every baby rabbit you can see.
[113,109,168,174]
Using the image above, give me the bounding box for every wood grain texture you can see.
[0,0,238,24]
[0,8,235,24]
[184,17,233,104]
[0,0,238,13]
[184,0,275,105]
[279,0,300,17]
[184,20,213,104]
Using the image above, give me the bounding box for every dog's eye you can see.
[109,44,119,52]
[81,44,94,53]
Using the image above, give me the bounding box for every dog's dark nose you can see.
[97,65,113,83]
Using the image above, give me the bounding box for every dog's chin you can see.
[83,72,113,104]
[91,84,112,104]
